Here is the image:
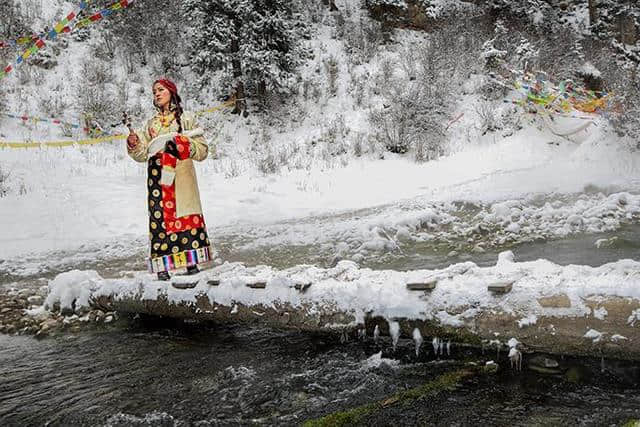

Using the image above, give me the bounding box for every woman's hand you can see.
[127,132,139,149]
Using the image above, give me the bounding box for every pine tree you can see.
[183,0,309,111]
[103,0,184,74]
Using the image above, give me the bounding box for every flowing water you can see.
[1,321,639,426]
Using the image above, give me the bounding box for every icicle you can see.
[340,329,348,344]
[389,321,400,352]
[439,340,444,356]
[601,355,605,373]
[357,328,366,341]
[508,347,522,371]
[412,328,423,357]
[432,337,440,356]
[373,325,380,344]
[446,340,451,356]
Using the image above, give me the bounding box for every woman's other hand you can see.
[127,132,139,149]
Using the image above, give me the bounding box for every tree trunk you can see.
[257,80,267,109]
[90,287,640,362]
[230,28,245,115]
[588,0,597,27]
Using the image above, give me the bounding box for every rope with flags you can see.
[483,68,612,139]
[1,0,135,81]
[0,35,42,49]
[0,112,104,134]
[497,69,612,116]
[0,2,88,80]
[74,0,134,30]
[0,100,236,149]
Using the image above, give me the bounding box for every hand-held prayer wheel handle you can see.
[122,111,138,147]
[122,111,134,133]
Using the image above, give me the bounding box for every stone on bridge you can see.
[488,280,514,294]
[406,278,438,291]
[246,281,267,289]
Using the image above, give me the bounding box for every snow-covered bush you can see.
[475,101,500,135]
[342,14,385,64]
[371,21,473,160]
[370,81,445,160]
[0,164,12,198]
[0,87,6,116]
[250,127,292,175]
[77,63,118,126]
[38,84,70,125]
[597,55,640,142]
[323,55,340,96]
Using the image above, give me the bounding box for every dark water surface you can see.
[1,321,640,426]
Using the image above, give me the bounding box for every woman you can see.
[127,78,213,281]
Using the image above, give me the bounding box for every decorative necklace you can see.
[158,110,174,128]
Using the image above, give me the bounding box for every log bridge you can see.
[66,255,640,361]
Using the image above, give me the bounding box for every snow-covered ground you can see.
[1,0,638,282]
[1,112,638,267]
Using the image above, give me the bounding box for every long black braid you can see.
[171,93,184,133]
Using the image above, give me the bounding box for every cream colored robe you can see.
[127,111,211,218]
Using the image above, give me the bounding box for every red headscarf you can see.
[153,78,179,97]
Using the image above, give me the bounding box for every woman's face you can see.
[152,83,171,110]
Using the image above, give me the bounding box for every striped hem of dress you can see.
[148,246,213,273]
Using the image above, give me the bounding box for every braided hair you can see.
[171,93,184,133]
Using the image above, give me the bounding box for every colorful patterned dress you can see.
[127,110,213,274]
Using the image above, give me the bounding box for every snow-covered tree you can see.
[183,0,309,110]
[515,38,539,72]
[102,0,184,75]
[0,1,29,42]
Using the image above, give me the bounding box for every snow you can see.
[611,334,628,342]
[628,309,640,326]
[2,132,639,275]
[584,328,603,343]
[580,62,602,78]
[362,351,399,369]
[43,269,102,312]
[517,315,538,329]
[593,306,608,320]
